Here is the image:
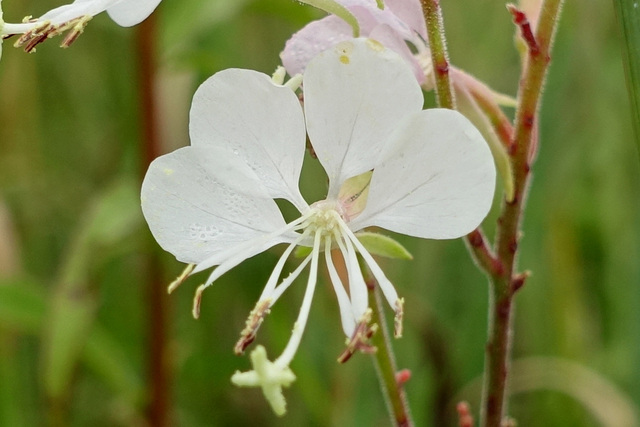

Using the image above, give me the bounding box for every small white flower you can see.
[141,38,495,414]
[0,0,161,58]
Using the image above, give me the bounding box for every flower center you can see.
[306,200,347,239]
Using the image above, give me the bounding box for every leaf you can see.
[83,325,145,405]
[41,179,143,401]
[613,0,640,152]
[355,231,413,260]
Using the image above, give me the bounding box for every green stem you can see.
[421,0,456,110]
[366,273,413,427]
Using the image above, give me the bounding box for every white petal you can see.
[303,38,423,197]
[107,0,161,27]
[39,0,115,24]
[141,146,288,264]
[350,109,496,239]
[189,69,308,211]
[369,24,425,84]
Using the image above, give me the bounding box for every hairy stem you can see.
[422,0,501,277]
[421,0,564,425]
[421,0,456,109]
[481,2,564,427]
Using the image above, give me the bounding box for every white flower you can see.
[281,0,518,200]
[141,38,495,414]
[0,0,161,58]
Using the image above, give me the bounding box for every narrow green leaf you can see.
[355,232,413,260]
[83,325,145,405]
[41,179,143,401]
[613,0,640,152]
[43,289,97,400]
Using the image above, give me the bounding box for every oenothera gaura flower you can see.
[282,0,517,200]
[141,38,496,415]
[0,0,161,59]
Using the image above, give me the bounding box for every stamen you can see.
[339,221,399,310]
[191,211,312,275]
[14,21,53,51]
[258,229,311,301]
[60,16,92,48]
[337,308,377,363]
[394,298,405,338]
[235,298,272,355]
[192,284,206,319]
[167,263,195,294]
[324,237,356,336]
[271,66,286,85]
[268,252,313,304]
[186,212,316,319]
[336,227,368,320]
[284,74,303,91]
[274,229,322,369]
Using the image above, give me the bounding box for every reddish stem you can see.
[136,13,171,427]
[507,4,540,56]
[482,2,564,426]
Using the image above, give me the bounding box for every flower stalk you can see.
[365,266,413,427]
[423,0,564,426]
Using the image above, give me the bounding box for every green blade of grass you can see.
[613,0,640,152]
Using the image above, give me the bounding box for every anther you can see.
[337,309,377,363]
[394,298,405,338]
[168,263,196,294]
[234,299,273,355]
[192,284,206,319]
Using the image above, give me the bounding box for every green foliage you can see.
[613,0,640,151]
[0,0,638,426]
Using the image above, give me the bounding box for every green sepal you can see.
[294,231,412,260]
[355,231,413,260]
[294,245,313,258]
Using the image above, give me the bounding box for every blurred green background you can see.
[0,0,638,426]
